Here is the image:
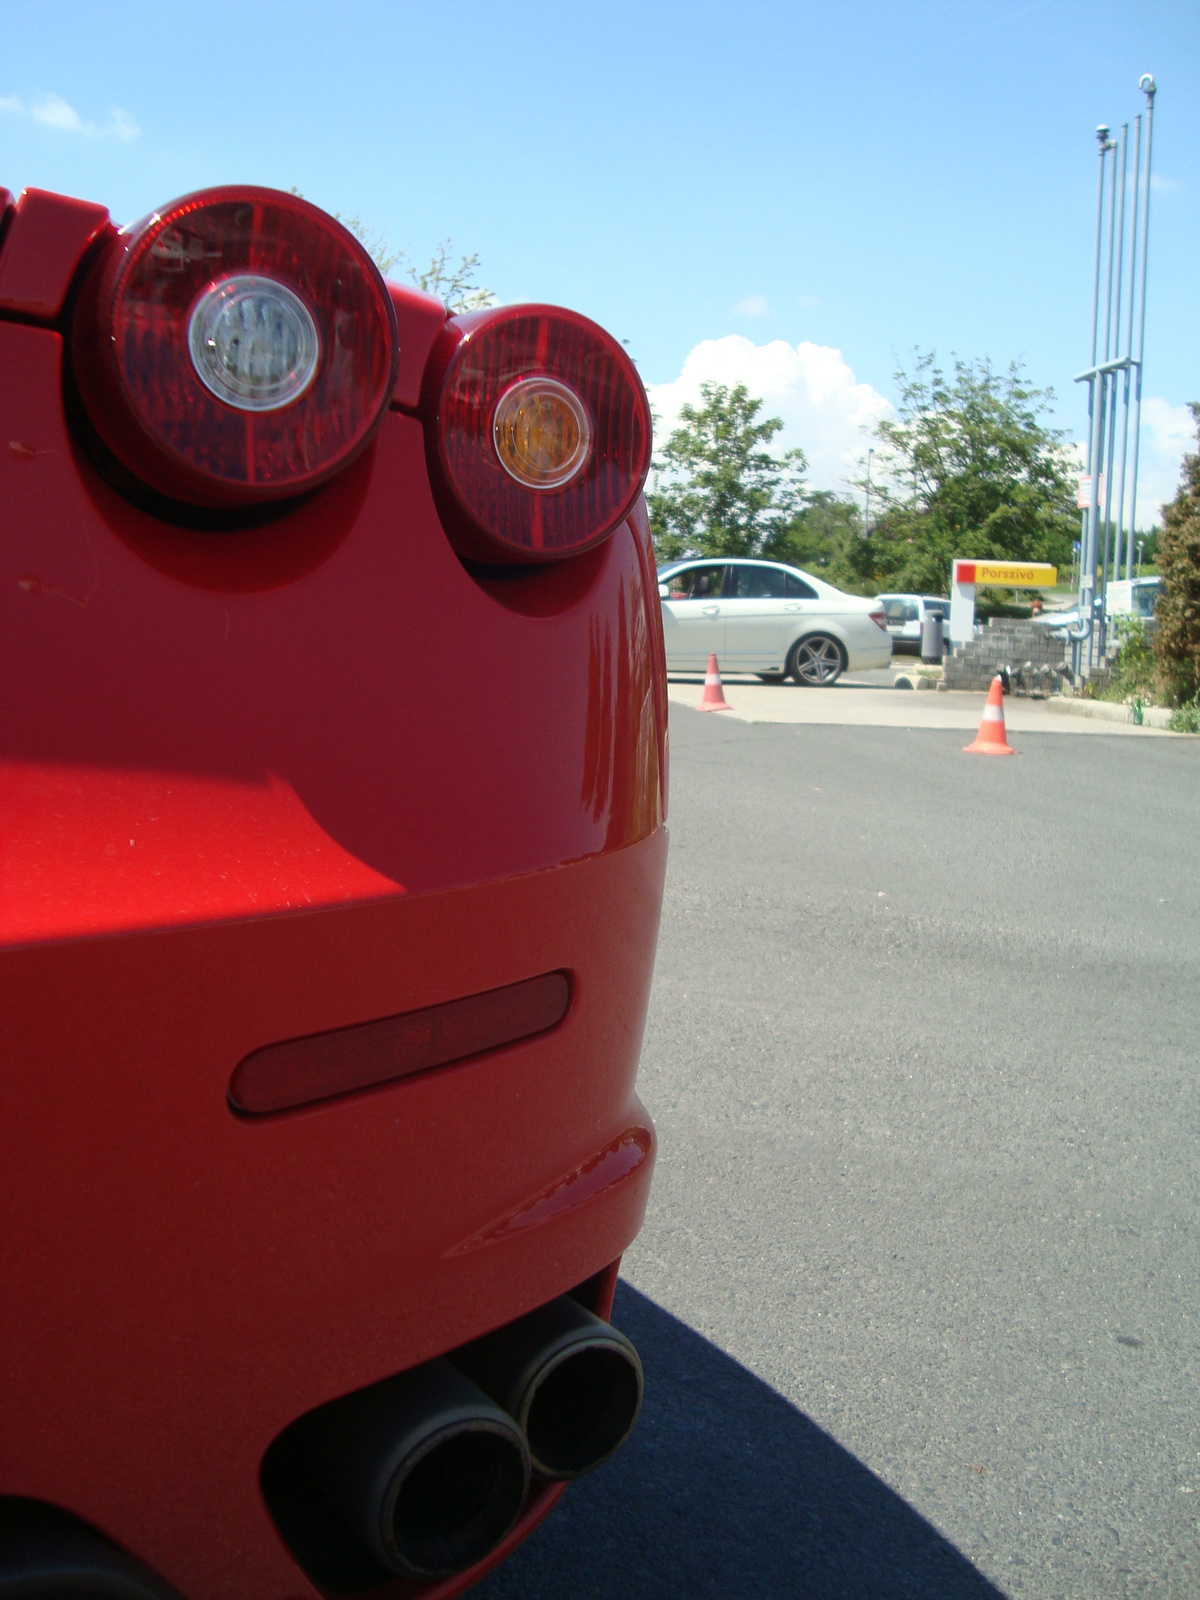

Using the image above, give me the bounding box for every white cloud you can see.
[732,294,768,318]
[108,106,139,142]
[1072,398,1195,528]
[647,335,892,493]
[1138,397,1195,523]
[1,91,138,140]
[32,92,85,132]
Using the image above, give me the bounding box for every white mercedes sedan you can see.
[657,558,892,684]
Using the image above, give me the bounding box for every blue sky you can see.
[2,0,1195,518]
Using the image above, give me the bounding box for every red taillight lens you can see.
[71,186,398,508]
[423,304,652,563]
[869,609,889,632]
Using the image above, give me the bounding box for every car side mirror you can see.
[658,584,670,599]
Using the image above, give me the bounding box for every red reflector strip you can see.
[230,971,570,1116]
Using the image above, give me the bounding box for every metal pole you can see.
[1100,361,1121,655]
[1080,131,1114,672]
[1101,136,1124,607]
[1102,131,1119,362]
[1090,127,1109,366]
[1086,371,1110,672]
[1100,128,1126,659]
[1077,129,1111,675]
[1118,113,1142,579]
[1126,75,1156,553]
[1110,125,1129,579]
[1111,126,1128,364]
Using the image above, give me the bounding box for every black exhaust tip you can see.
[454,1296,643,1480]
[297,1358,530,1581]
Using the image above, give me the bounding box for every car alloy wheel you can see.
[788,634,844,686]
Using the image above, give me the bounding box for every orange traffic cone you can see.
[697,653,732,712]
[964,675,1017,755]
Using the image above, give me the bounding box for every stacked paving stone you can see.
[943,619,1068,693]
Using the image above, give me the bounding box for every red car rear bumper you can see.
[1,275,668,1597]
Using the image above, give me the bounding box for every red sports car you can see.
[0,183,667,1598]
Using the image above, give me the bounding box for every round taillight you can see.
[71,186,398,508]
[424,305,652,563]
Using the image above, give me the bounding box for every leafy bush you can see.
[1091,617,1160,704]
[1153,403,1200,706]
[1168,698,1200,734]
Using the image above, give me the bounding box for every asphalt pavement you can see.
[478,709,1200,1600]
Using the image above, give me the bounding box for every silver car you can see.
[658,559,892,685]
[875,593,951,654]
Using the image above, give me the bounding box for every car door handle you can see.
[784,603,803,612]
[701,605,719,615]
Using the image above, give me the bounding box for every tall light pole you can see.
[1078,124,1116,673]
[1125,73,1156,578]
[1073,76,1156,674]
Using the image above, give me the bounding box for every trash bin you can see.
[920,612,944,663]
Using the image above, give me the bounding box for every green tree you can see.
[1152,403,1200,707]
[647,383,808,564]
[859,353,1077,592]
[779,489,860,568]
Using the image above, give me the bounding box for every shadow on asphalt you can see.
[474,1282,1003,1599]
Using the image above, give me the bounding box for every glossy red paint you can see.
[0,186,111,320]
[0,186,667,1600]
[388,281,448,411]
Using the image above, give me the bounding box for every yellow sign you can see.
[953,561,1057,586]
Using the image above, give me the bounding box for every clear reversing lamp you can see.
[188,274,320,412]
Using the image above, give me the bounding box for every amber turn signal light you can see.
[493,377,592,489]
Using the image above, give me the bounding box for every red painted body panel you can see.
[0,187,111,320]
[387,282,448,410]
[0,194,668,1600]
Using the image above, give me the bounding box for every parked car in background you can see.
[1033,578,1163,638]
[874,593,951,654]
[1105,577,1163,627]
[658,559,891,684]
[1,182,666,1600]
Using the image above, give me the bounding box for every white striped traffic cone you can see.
[697,653,732,712]
[963,675,1016,755]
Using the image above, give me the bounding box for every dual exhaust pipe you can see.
[289,1296,642,1582]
